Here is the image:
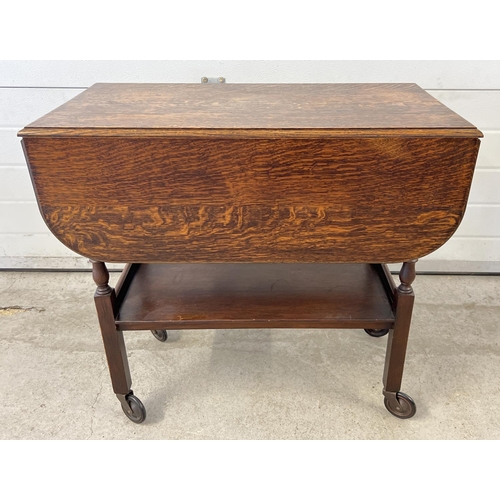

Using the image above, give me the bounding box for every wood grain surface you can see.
[24,138,478,262]
[18,83,481,136]
[115,263,395,330]
[20,83,482,263]
[22,135,480,263]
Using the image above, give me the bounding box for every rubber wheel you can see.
[365,328,389,337]
[151,329,168,342]
[122,393,147,424]
[384,392,416,419]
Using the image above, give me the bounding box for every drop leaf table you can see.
[19,83,482,423]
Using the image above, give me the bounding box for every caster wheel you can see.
[121,393,147,424]
[365,328,389,337]
[384,392,416,419]
[151,329,168,342]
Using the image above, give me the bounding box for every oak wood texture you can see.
[20,83,482,264]
[115,263,395,330]
[18,83,480,136]
[22,135,480,263]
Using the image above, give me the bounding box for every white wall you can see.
[1,60,499,271]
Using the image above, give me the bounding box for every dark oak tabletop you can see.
[18,83,481,138]
[20,82,482,263]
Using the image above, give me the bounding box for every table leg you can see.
[382,260,417,418]
[92,261,146,423]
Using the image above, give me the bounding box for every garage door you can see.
[1,61,499,271]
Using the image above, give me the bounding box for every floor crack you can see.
[0,306,45,316]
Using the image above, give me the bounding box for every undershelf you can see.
[115,263,395,331]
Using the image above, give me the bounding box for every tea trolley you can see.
[19,83,482,422]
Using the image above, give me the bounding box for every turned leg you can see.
[92,260,146,423]
[382,260,417,419]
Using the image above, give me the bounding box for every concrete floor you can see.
[1,271,499,439]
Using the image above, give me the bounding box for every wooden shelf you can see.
[115,263,395,331]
